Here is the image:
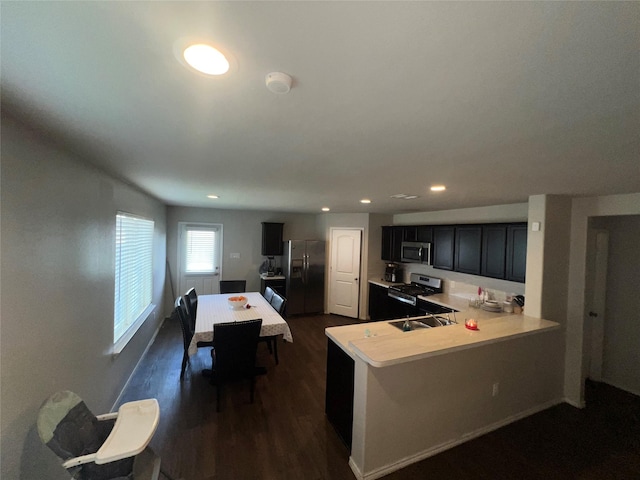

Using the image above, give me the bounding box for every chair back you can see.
[213,319,262,379]
[184,288,198,331]
[175,296,194,351]
[263,286,275,303]
[270,293,286,315]
[219,280,247,294]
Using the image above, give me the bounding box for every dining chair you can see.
[37,390,164,480]
[219,280,247,294]
[184,287,198,331]
[210,319,263,412]
[263,285,275,303]
[263,293,287,365]
[270,293,286,315]
[175,297,194,380]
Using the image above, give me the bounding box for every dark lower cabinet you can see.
[506,224,528,283]
[433,226,455,270]
[368,283,392,321]
[454,226,482,275]
[481,225,507,279]
[325,339,354,450]
[261,278,286,298]
[418,299,456,315]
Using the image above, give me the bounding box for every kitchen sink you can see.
[388,315,456,331]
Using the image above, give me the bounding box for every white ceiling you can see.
[2,1,639,214]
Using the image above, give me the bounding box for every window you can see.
[185,226,219,273]
[114,212,154,350]
[184,225,220,274]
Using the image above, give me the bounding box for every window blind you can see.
[114,212,154,343]
[185,225,219,273]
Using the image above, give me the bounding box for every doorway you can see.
[328,228,362,318]
[178,223,223,295]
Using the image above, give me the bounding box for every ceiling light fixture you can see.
[322,207,330,212]
[183,44,229,75]
[360,199,372,204]
[207,194,219,199]
[265,72,292,94]
[430,185,446,192]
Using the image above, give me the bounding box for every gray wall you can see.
[1,113,167,479]
[598,215,640,395]
[165,206,320,311]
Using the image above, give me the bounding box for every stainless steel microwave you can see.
[401,241,431,264]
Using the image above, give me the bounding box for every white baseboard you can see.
[111,315,167,411]
[351,397,564,480]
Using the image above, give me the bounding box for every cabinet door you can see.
[391,227,403,262]
[261,222,284,256]
[481,225,507,279]
[403,226,417,242]
[381,227,393,261]
[417,226,433,243]
[325,339,354,450]
[506,224,527,283]
[368,283,391,320]
[433,226,455,270]
[454,226,482,275]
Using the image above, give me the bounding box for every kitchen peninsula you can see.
[325,298,563,480]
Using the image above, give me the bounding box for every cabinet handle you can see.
[589,311,598,317]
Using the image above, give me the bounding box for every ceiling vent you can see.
[265,72,292,94]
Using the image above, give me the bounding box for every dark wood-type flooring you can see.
[118,313,640,480]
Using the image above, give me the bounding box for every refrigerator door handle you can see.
[302,254,307,285]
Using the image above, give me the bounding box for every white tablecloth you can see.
[188,292,293,356]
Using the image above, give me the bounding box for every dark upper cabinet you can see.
[403,226,417,242]
[417,226,433,243]
[481,225,507,279]
[454,226,482,275]
[506,224,528,283]
[381,226,403,262]
[261,222,284,256]
[432,226,455,270]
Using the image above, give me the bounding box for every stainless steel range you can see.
[387,273,443,306]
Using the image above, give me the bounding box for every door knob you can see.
[589,311,598,317]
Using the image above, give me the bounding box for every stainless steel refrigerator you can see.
[283,240,325,315]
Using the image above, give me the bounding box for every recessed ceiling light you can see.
[430,185,446,192]
[360,199,372,204]
[183,44,229,75]
[207,194,219,199]
[321,207,330,212]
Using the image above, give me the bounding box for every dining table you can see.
[187,291,293,356]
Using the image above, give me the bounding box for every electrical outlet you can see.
[492,382,499,397]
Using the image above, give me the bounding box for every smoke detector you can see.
[265,72,292,94]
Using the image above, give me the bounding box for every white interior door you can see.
[178,223,223,297]
[329,229,362,318]
[587,229,609,381]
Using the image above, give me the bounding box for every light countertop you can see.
[368,278,404,288]
[260,273,286,280]
[326,311,560,368]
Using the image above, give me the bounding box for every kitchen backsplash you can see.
[401,263,525,301]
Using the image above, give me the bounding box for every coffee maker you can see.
[384,263,401,283]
